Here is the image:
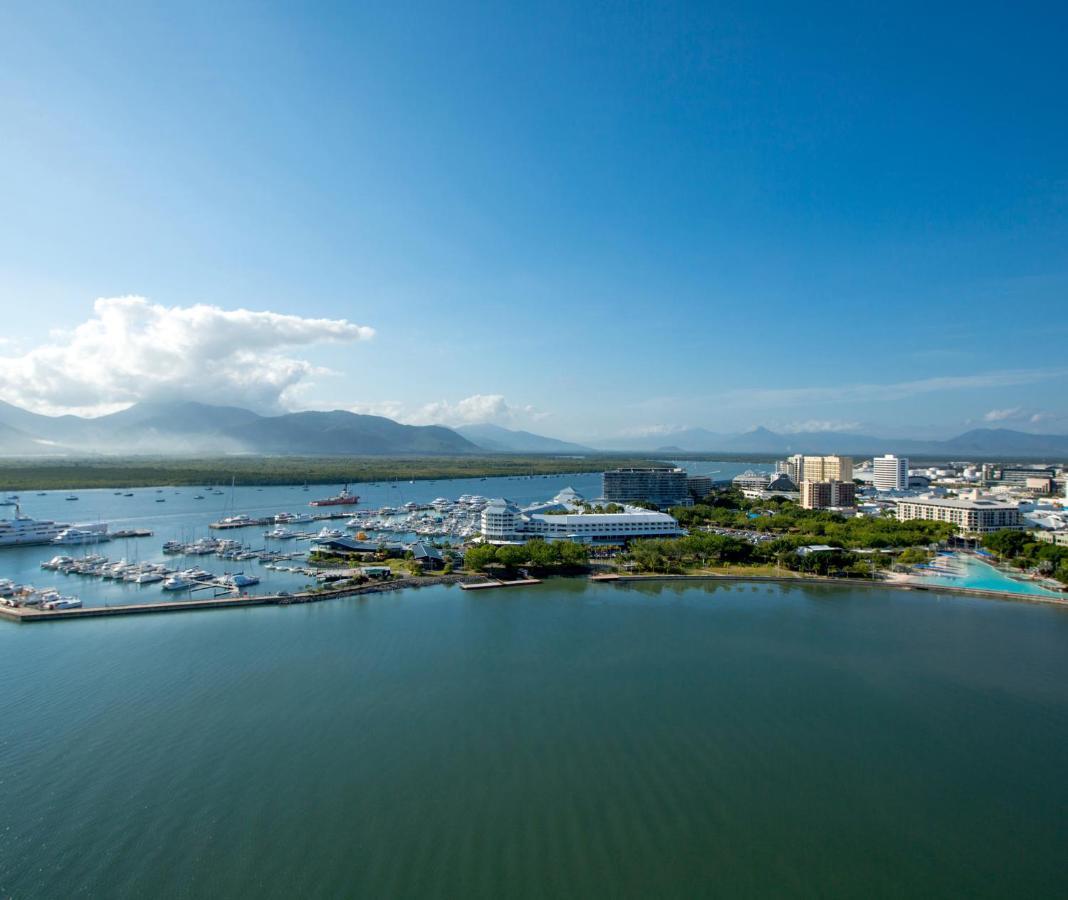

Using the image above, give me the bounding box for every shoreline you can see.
[4,567,1067,624]
[593,571,1068,607]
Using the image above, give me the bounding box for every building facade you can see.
[687,476,714,500]
[603,467,690,507]
[480,495,682,544]
[801,480,856,509]
[894,496,1024,533]
[802,455,854,484]
[732,470,772,492]
[873,454,909,492]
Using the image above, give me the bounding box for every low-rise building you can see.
[481,489,682,544]
[732,470,772,492]
[1035,530,1068,547]
[894,494,1024,534]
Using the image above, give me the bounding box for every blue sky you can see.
[1,1,1066,440]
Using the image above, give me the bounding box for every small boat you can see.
[155,498,166,503]
[65,495,78,501]
[193,495,205,500]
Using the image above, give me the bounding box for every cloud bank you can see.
[0,296,374,415]
[346,394,542,428]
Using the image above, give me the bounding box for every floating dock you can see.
[460,578,542,591]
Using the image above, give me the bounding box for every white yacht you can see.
[162,575,194,591]
[132,571,164,585]
[52,524,111,545]
[0,506,67,547]
[43,595,82,610]
[225,572,260,588]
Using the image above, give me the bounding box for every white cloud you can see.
[409,394,542,427]
[722,368,1068,410]
[778,420,863,434]
[341,394,542,427]
[983,407,1023,422]
[982,407,1066,429]
[0,296,374,415]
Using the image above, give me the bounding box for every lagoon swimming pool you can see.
[914,553,1064,598]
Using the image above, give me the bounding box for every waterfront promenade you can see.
[4,567,1066,624]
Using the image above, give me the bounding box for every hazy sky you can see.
[1,1,1066,439]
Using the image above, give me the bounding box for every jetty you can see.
[460,577,542,591]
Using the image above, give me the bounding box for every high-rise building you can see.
[602,467,691,507]
[802,455,853,484]
[687,476,714,500]
[776,454,805,484]
[801,480,856,509]
[873,454,909,492]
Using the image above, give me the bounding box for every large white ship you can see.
[0,505,67,547]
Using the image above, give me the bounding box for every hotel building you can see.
[894,495,1024,534]
[603,467,691,507]
[802,455,854,484]
[801,480,856,510]
[873,454,909,492]
[481,490,682,544]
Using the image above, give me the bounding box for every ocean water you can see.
[1,578,1066,898]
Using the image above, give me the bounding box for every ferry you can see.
[309,485,359,507]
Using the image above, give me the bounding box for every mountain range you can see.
[0,399,1065,458]
[0,400,478,456]
[454,423,593,454]
[593,425,1068,458]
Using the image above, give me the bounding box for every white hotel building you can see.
[894,493,1024,534]
[481,489,682,544]
[873,454,909,492]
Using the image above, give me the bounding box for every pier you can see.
[460,578,542,591]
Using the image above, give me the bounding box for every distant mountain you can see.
[0,400,479,456]
[237,410,474,455]
[455,423,593,454]
[703,427,1068,458]
[939,429,1068,457]
[594,428,730,452]
[594,424,1068,458]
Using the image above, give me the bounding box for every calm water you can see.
[2,579,1066,898]
[0,463,770,607]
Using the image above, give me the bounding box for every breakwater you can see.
[0,573,487,623]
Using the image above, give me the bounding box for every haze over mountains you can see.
[0,399,1065,458]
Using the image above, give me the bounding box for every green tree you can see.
[464,544,498,572]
